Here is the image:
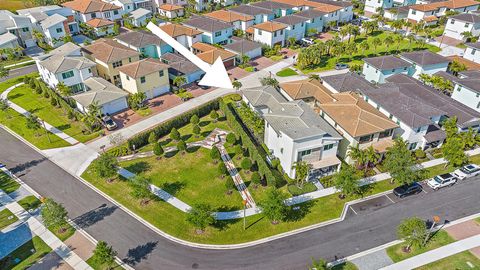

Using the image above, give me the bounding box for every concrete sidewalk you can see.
[381,234,480,270]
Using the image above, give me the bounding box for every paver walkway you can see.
[381,234,480,270]
[445,219,480,258]
[1,83,78,145]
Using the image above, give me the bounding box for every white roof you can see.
[0,32,18,46]
[72,77,128,107]
[130,8,151,19]
[40,14,67,29]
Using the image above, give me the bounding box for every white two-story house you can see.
[62,0,122,25]
[400,50,450,79]
[40,14,69,47]
[0,10,35,48]
[205,10,254,32]
[444,13,480,41]
[272,15,308,41]
[183,16,234,45]
[159,23,202,50]
[247,21,287,47]
[463,42,480,63]
[407,0,480,25]
[364,0,394,16]
[448,70,480,112]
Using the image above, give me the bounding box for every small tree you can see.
[129,176,152,205]
[384,138,421,185]
[210,147,221,164]
[177,140,187,154]
[232,80,242,91]
[186,204,214,233]
[241,158,252,172]
[192,125,201,137]
[41,198,68,233]
[250,172,261,188]
[218,162,229,178]
[292,161,310,188]
[309,258,328,270]
[225,177,235,194]
[397,217,427,251]
[234,144,243,160]
[226,133,236,145]
[148,132,157,144]
[442,136,468,168]
[92,241,117,270]
[333,165,360,199]
[0,65,9,79]
[26,114,41,137]
[210,110,219,122]
[170,127,181,141]
[93,153,118,181]
[190,114,200,126]
[153,142,164,159]
[259,188,288,224]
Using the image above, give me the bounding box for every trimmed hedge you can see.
[126,99,220,150]
[220,100,283,187]
[287,182,317,196]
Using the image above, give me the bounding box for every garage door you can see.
[152,85,170,98]
[223,58,235,68]
[102,98,127,115]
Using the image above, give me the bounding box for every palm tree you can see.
[308,74,320,81]
[359,40,370,56]
[241,54,250,66]
[394,34,403,52]
[372,37,382,54]
[288,37,297,48]
[32,29,44,44]
[350,25,360,43]
[461,31,473,42]
[56,82,72,97]
[404,21,413,34]
[173,75,187,88]
[449,60,467,76]
[347,145,366,170]
[418,73,432,85]
[327,20,337,30]
[407,34,416,51]
[260,76,279,89]
[292,161,311,188]
[391,20,404,33]
[232,80,242,91]
[339,25,349,41]
[383,36,394,49]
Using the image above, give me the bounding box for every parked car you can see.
[301,38,315,46]
[453,164,480,180]
[101,115,117,131]
[393,182,422,198]
[427,173,457,190]
[335,63,349,70]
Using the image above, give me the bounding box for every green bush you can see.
[148,132,157,144]
[226,133,236,145]
[50,98,57,107]
[107,145,131,157]
[319,175,334,188]
[287,182,317,196]
[241,158,252,171]
[43,90,50,99]
[415,149,426,159]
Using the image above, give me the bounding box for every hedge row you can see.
[126,99,220,150]
[220,100,281,187]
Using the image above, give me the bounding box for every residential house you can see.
[62,0,122,25]
[364,0,394,16]
[39,14,68,47]
[362,55,412,83]
[160,52,205,84]
[270,0,311,11]
[115,30,172,59]
[17,5,80,35]
[247,21,287,47]
[463,42,480,63]
[224,37,263,60]
[191,42,237,68]
[321,71,377,94]
[0,10,35,48]
[158,4,185,18]
[83,38,141,87]
[130,0,157,13]
[85,18,115,36]
[273,15,308,41]
[279,78,398,163]
[154,0,187,10]
[36,42,97,93]
[400,50,450,79]
[295,9,325,35]
[444,13,480,41]
[118,58,170,99]
[241,85,343,179]
[307,0,354,23]
[183,16,234,45]
[129,8,152,27]
[204,10,254,32]
[250,1,295,18]
[102,0,135,15]
[446,70,480,112]
[0,32,19,54]
[407,0,480,25]
[72,76,128,115]
[229,5,275,24]
[384,6,410,20]
[159,23,202,50]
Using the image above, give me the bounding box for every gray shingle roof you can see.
[307,0,352,7]
[449,13,480,23]
[241,86,341,140]
[224,38,262,55]
[363,55,411,70]
[183,16,233,33]
[39,54,96,73]
[400,50,450,66]
[295,9,327,19]
[161,52,203,75]
[40,14,67,29]
[72,77,127,107]
[466,42,480,50]
[272,15,309,26]
[115,30,164,48]
[442,70,480,94]
[230,5,273,16]
[0,32,18,46]
[251,1,294,11]
[321,72,375,93]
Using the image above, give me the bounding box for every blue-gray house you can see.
[250,1,294,18]
[183,16,234,45]
[295,9,325,35]
[115,30,172,59]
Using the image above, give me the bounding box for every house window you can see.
[126,75,130,80]
[299,149,312,157]
[280,30,283,34]
[359,134,373,143]
[391,69,395,72]
[412,10,416,15]
[477,101,480,109]
[61,70,74,79]
[129,57,132,63]
[215,31,221,37]
[465,23,470,28]
[114,10,119,15]
[450,19,455,24]
[274,31,277,37]
[104,12,111,18]
[389,113,393,119]
[70,83,83,93]
[378,129,393,138]
[22,27,29,32]
[312,18,315,23]
[91,13,96,18]
[292,25,295,30]
[56,28,63,33]
[112,61,123,68]
[258,29,262,35]
[159,70,164,77]
[88,68,92,73]
[471,49,476,55]
[323,144,334,151]
[408,142,417,150]
[140,76,146,83]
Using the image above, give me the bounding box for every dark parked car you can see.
[393,182,422,198]
[335,63,349,70]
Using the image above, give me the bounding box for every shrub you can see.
[287,182,317,196]
[241,158,252,171]
[148,132,157,144]
[210,147,221,162]
[209,110,219,121]
[190,114,200,125]
[226,133,236,145]
[218,162,228,177]
[193,125,201,136]
[225,177,235,191]
[50,98,58,107]
[319,175,334,188]
[251,172,261,186]
[67,110,75,120]
[170,127,181,141]
[35,86,43,95]
[43,90,50,98]
[177,140,187,152]
[271,158,280,169]
[107,145,131,157]
[415,149,426,159]
[234,144,243,158]
[153,142,164,156]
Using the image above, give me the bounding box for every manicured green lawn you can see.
[6,61,35,70]
[299,31,441,73]
[386,230,455,263]
[0,74,37,93]
[8,84,101,143]
[276,68,298,77]
[86,256,120,270]
[0,56,32,67]
[0,107,70,149]
[416,250,480,270]
[48,223,75,242]
[17,195,42,212]
[0,236,52,270]
[0,172,20,194]
[0,208,18,230]
[119,147,244,210]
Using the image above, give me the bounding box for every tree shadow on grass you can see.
[56,124,71,131]
[123,241,158,266]
[72,203,117,229]
[7,93,23,100]
[199,120,210,127]
[161,181,185,196]
[160,138,172,146]
[181,134,192,141]
[200,130,211,137]
[358,182,375,198]
[164,150,178,158]
[186,146,200,153]
[284,201,314,222]
[124,161,151,174]
[212,206,241,231]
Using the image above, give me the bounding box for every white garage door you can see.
[151,85,170,98]
[102,98,128,115]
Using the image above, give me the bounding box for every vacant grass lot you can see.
[8,84,101,143]
[416,250,480,270]
[299,31,441,73]
[0,208,18,230]
[119,147,244,210]
[0,172,20,194]
[0,236,52,270]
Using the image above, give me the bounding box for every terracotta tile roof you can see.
[159,4,184,11]
[117,58,169,78]
[279,79,336,103]
[410,0,479,11]
[246,27,254,34]
[205,10,254,23]
[271,0,308,7]
[159,23,202,37]
[447,56,480,71]
[319,92,398,137]
[424,15,438,22]
[86,18,114,28]
[191,42,236,64]
[83,38,140,63]
[312,3,343,12]
[252,21,287,32]
[62,0,121,13]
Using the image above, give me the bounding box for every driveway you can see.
[2,127,480,270]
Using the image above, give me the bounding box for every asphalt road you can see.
[1,128,480,270]
[1,65,38,82]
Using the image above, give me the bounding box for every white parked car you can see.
[453,164,480,180]
[427,173,457,190]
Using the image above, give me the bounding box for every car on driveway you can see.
[427,173,457,190]
[393,182,422,198]
[453,164,480,180]
[335,63,349,70]
[301,38,315,46]
[101,115,117,131]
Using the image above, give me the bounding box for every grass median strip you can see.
[0,172,20,194]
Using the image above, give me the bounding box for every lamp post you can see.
[242,199,247,230]
[423,215,441,246]
[41,120,51,143]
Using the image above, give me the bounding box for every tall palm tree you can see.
[371,37,382,54]
[407,34,416,51]
[173,75,187,88]
[449,60,467,76]
[418,73,432,85]
[461,31,473,42]
[232,80,242,91]
[391,20,404,33]
[308,74,320,81]
[383,36,394,49]
[241,54,250,66]
[359,40,370,56]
